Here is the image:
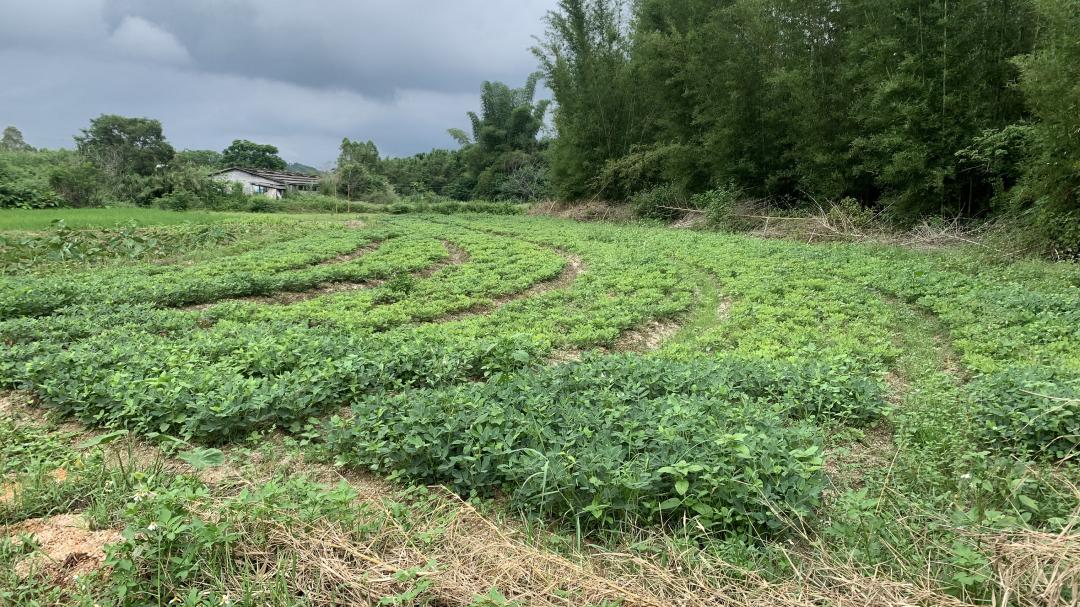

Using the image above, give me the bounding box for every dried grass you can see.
[985,528,1080,607]
[527,200,635,223]
[217,482,992,607]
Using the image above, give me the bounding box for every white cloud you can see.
[107,16,190,65]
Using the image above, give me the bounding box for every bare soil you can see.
[614,319,682,352]
[4,514,122,583]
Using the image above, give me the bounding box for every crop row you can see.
[208,221,568,329]
[461,215,1080,461]
[0,223,406,318]
[325,354,883,534]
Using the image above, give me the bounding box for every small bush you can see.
[971,367,1079,461]
[696,183,756,231]
[155,189,198,211]
[824,197,876,232]
[326,355,885,535]
[0,181,60,209]
[630,182,686,220]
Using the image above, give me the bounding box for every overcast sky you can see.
[0,0,556,167]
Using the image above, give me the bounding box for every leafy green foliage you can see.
[75,114,175,179]
[220,139,286,171]
[535,0,641,200]
[1014,0,1080,214]
[0,126,33,152]
[969,369,1079,460]
[446,74,551,201]
[327,354,885,533]
[333,139,395,203]
[536,0,1077,235]
[0,150,66,209]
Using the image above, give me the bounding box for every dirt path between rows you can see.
[434,250,585,324]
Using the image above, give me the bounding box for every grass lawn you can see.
[0,207,256,231]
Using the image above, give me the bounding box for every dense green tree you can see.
[448,74,551,200]
[74,114,175,178]
[1015,0,1080,213]
[334,138,394,203]
[1,126,33,152]
[842,0,1035,218]
[381,149,469,199]
[220,139,287,171]
[338,139,380,171]
[535,0,644,200]
[541,0,1039,221]
[175,149,223,168]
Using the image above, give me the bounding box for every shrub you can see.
[325,354,885,535]
[630,182,686,220]
[824,197,876,232]
[47,161,103,207]
[155,189,198,211]
[696,183,755,231]
[0,181,60,209]
[971,367,1079,460]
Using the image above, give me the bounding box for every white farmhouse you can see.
[212,167,320,199]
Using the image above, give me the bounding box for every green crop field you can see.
[2,212,1077,606]
[0,207,265,231]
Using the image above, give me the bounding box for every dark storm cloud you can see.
[0,0,555,165]
[100,0,550,98]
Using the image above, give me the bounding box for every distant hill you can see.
[286,162,320,175]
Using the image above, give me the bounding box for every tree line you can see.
[0,71,554,211]
[534,0,1078,235]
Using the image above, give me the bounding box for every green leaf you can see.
[658,497,682,510]
[178,447,226,470]
[77,429,129,450]
[1017,494,1039,512]
[675,479,689,495]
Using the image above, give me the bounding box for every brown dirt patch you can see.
[4,513,122,583]
[344,219,367,229]
[822,423,897,497]
[547,348,586,365]
[614,319,682,352]
[0,390,23,416]
[716,297,733,319]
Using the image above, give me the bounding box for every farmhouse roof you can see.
[213,167,321,187]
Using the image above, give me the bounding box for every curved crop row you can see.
[207,222,568,330]
[0,225,399,317]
